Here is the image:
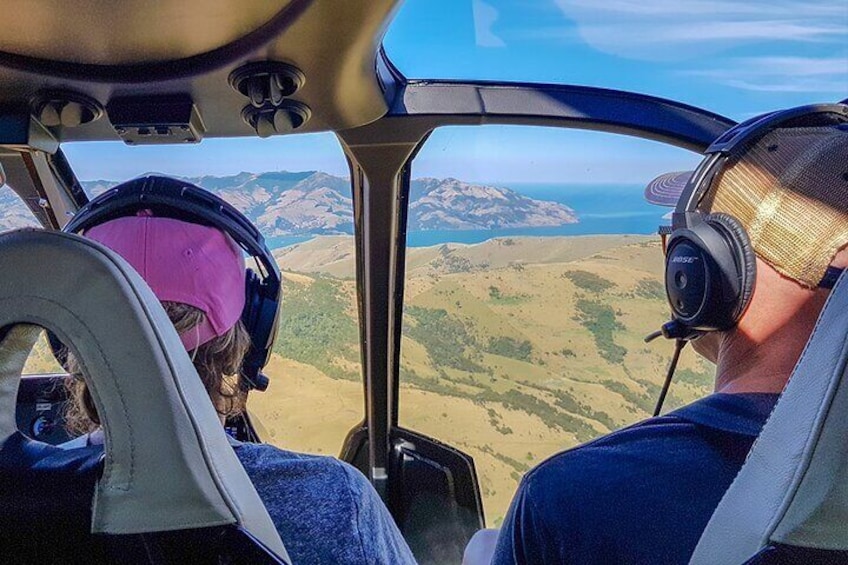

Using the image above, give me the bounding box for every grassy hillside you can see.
[22,331,64,375]
[265,234,714,525]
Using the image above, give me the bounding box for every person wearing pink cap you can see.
[85,212,250,352]
[64,208,417,564]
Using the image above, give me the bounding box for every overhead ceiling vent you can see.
[229,61,304,107]
[240,100,311,138]
[229,61,310,138]
[31,90,103,128]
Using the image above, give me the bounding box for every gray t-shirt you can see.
[233,441,417,565]
[62,432,416,564]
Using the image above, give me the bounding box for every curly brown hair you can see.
[64,301,251,435]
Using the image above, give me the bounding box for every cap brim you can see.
[644,171,693,208]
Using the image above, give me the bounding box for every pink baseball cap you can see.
[86,212,246,350]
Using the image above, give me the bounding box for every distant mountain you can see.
[0,186,41,231]
[0,171,578,236]
[83,171,354,237]
[409,177,577,230]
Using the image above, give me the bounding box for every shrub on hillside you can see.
[476,388,597,442]
[634,278,665,300]
[562,270,615,293]
[676,367,714,390]
[601,379,655,414]
[573,299,627,364]
[404,306,484,372]
[487,336,533,362]
[274,277,360,381]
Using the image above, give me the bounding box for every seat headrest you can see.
[690,268,848,564]
[0,229,288,561]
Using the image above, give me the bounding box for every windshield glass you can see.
[384,0,848,119]
[399,125,706,525]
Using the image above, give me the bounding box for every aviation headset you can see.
[661,103,848,341]
[62,175,281,392]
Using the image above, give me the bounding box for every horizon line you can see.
[78,170,649,187]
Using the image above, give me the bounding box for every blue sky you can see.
[65,0,847,185]
[386,0,847,117]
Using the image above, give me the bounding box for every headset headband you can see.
[64,176,280,290]
[673,103,848,228]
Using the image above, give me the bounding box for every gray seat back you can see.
[0,229,289,562]
[690,269,848,564]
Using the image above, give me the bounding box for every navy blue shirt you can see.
[492,393,778,565]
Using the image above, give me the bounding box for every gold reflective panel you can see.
[703,126,848,288]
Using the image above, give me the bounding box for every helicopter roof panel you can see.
[0,0,400,140]
[0,1,288,65]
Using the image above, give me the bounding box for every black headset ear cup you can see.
[241,268,277,391]
[705,212,757,321]
[243,269,261,331]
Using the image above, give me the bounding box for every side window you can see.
[16,325,76,445]
[22,331,64,375]
[398,126,712,525]
[63,134,362,456]
[0,185,41,231]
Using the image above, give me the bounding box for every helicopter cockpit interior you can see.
[0,1,845,563]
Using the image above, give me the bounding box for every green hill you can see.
[266,234,713,525]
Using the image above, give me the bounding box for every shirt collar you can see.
[669,393,780,436]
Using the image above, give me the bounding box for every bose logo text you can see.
[671,257,698,264]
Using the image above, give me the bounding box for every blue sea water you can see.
[267,183,669,250]
[407,183,667,247]
[266,235,315,249]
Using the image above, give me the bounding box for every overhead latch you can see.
[31,90,103,129]
[229,61,311,138]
